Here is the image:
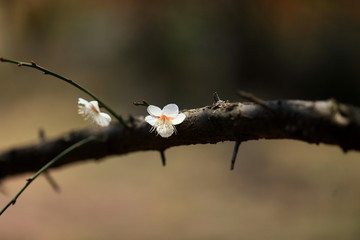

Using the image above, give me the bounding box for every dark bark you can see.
[1,99,359,180]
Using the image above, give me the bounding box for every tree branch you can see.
[1,99,359,180]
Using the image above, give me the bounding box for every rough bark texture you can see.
[1,99,359,180]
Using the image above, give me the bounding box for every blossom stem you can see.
[0,57,128,127]
[0,136,97,216]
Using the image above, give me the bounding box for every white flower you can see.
[78,98,111,127]
[145,104,186,138]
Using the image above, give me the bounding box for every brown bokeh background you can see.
[1,1,360,239]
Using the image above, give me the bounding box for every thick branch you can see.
[1,99,359,180]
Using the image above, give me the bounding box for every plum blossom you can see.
[145,104,186,138]
[78,98,111,127]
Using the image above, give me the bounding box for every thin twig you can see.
[0,136,96,216]
[0,57,128,127]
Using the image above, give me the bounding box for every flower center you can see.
[159,115,172,120]
[90,105,99,114]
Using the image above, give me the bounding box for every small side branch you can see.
[0,136,96,215]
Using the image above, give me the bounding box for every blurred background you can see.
[1,0,360,239]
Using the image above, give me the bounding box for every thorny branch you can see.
[0,99,359,180]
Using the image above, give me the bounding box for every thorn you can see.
[237,90,275,114]
[160,150,166,167]
[341,145,348,153]
[30,60,36,66]
[128,115,137,127]
[128,114,135,122]
[39,128,46,143]
[230,140,241,170]
[0,183,8,196]
[213,92,221,102]
[128,115,138,128]
[213,92,225,104]
[0,57,4,62]
[133,100,149,107]
[43,172,61,193]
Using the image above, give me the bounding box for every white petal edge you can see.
[145,115,158,126]
[162,104,179,118]
[159,130,174,138]
[147,105,162,116]
[78,98,90,106]
[95,113,112,127]
[171,113,186,125]
[157,125,175,138]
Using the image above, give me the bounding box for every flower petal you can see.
[156,124,175,138]
[162,104,179,118]
[171,113,186,125]
[78,98,90,106]
[78,105,88,116]
[95,113,112,127]
[145,115,158,126]
[147,105,162,116]
[77,98,111,127]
